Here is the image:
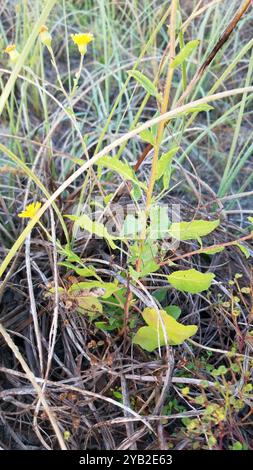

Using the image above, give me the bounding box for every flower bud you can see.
[4,44,20,63]
[39,25,52,49]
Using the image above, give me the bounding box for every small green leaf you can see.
[66,213,117,249]
[167,269,215,294]
[95,321,116,331]
[178,104,214,116]
[234,243,251,259]
[157,147,179,181]
[59,261,97,277]
[231,441,243,451]
[165,305,182,320]
[128,70,161,101]
[139,128,155,145]
[97,156,146,189]
[168,219,220,241]
[153,289,167,303]
[133,307,197,351]
[171,39,200,69]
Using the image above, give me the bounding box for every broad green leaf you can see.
[167,269,215,294]
[66,214,117,249]
[168,219,220,241]
[171,40,200,69]
[234,243,250,259]
[202,246,225,255]
[128,70,162,101]
[69,280,119,298]
[133,307,197,351]
[97,156,146,189]
[157,147,179,181]
[133,326,161,352]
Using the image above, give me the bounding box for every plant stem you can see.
[146,0,177,210]
[136,0,178,272]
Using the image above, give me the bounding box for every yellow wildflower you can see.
[71,33,94,55]
[4,44,20,63]
[18,202,42,219]
[39,25,52,49]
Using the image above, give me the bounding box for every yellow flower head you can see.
[71,33,94,55]
[18,202,42,219]
[4,44,20,63]
[39,25,52,49]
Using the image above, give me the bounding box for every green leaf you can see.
[128,70,161,101]
[95,321,116,332]
[153,288,167,303]
[139,128,155,145]
[133,307,197,351]
[157,147,179,181]
[168,219,220,241]
[167,269,215,294]
[171,40,200,69]
[69,280,119,298]
[59,261,98,277]
[139,260,160,277]
[177,104,214,116]
[97,156,146,189]
[234,243,250,259]
[164,305,182,320]
[66,213,117,249]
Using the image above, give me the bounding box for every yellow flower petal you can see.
[71,33,94,54]
[18,202,42,219]
[5,44,16,54]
